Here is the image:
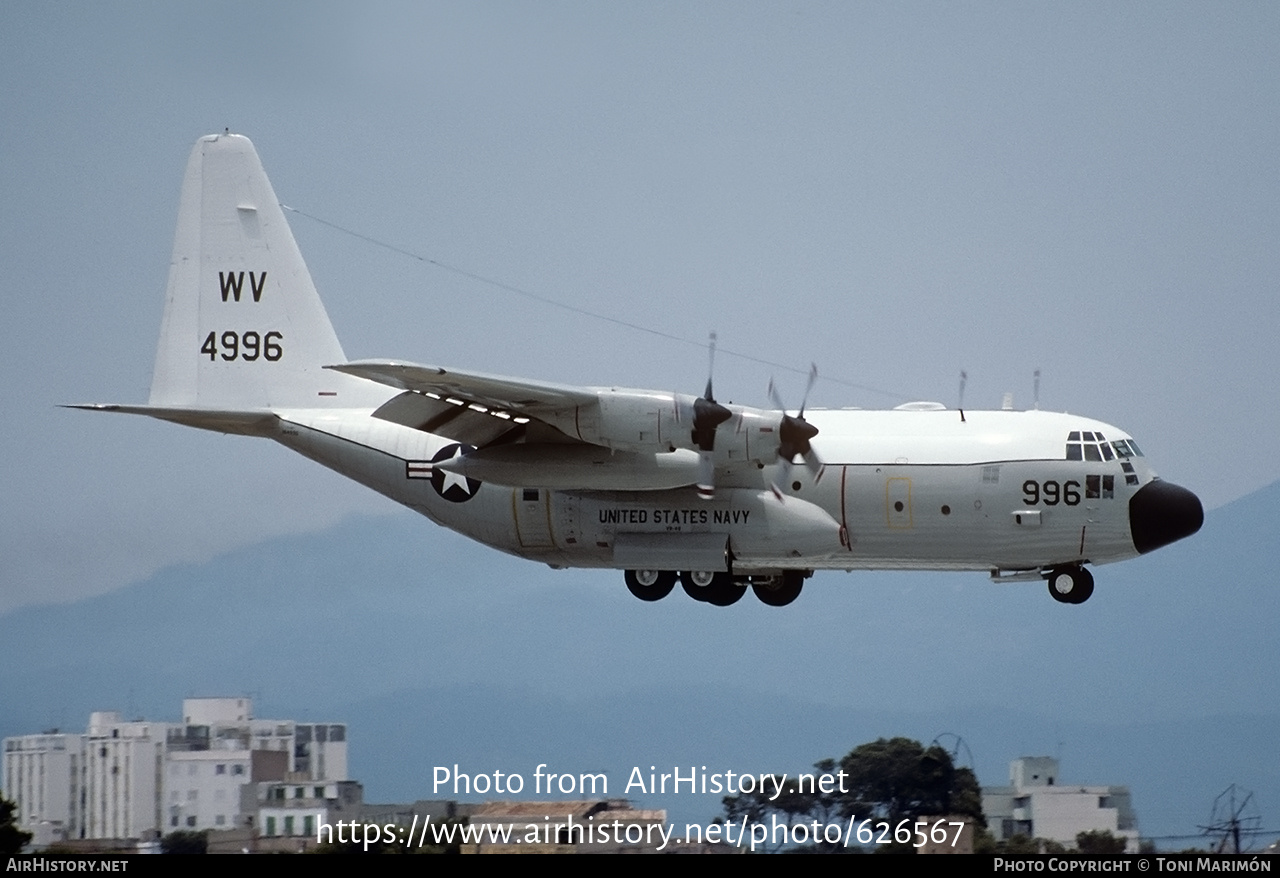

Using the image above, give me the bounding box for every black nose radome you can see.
[1130,481,1204,554]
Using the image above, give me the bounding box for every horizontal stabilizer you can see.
[64,404,278,436]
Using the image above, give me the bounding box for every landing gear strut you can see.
[1046,565,1094,604]
[751,571,805,607]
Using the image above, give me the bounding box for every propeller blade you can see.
[696,450,716,500]
[798,362,818,418]
[690,331,728,499]
[804,452,825,484]
[770,455,793,501]
[767,377,786,413]
[704,331,718,402]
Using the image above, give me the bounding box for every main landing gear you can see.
[623,569,806,607]
[624,569,676,602]
[751,571,805,607]
[1045,565,1094,604]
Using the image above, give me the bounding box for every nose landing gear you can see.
[1046,565,1094,604]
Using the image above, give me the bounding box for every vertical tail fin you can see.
[148,133,383,411]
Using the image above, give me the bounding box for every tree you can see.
[1076,829,1128,855]
[0,794,33,855]
[720,737,986,853]
[840,737,984,827]
[160,830,207,854]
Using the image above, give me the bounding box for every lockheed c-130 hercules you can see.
[72,134,1204,607]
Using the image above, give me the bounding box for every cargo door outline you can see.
[513,488,554,548]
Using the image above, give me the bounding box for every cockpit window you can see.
[1067,432,1132,461]
[1110,439,1144,459]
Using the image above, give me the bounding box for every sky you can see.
[2,2,1277,615]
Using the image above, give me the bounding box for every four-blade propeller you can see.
[768,363,823,500]
[681,334,823,501]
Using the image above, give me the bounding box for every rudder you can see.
[149,133,383,411]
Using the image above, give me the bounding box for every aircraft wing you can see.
[328,360,597,447]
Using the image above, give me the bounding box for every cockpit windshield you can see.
[1112,439,1143,458]
[1066,432,1144,461]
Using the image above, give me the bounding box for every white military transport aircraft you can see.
[73,134,1203,607]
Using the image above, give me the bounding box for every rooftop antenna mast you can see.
[1199,784,1261,853]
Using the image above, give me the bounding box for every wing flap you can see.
[370,391,531,447]
[328,360,596,411]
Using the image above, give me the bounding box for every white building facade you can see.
[2,733,80,846]
[983,757,1139,851]
[2,698,347,844]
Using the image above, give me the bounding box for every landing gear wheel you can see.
[1046,565,1094,604]
[680,570,715,602]
[752,571,804,607]
[625,569,676,602]
[704,574,747,607]
[680,571,744,606]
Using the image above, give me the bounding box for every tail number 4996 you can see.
[200,331,283,362]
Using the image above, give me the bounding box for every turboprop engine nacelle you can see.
[546,389,783,466]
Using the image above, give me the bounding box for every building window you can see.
[284,816,295,836]
[186,816,196,828]
[266,817,276,837]
[215,815,225,826]
[215,764,226,775]
[304,816,314,838]
[232,764,245,776]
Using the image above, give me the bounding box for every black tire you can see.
[703,574,747,607]
[680,570,715,602]
[680,570,743,606]
[625,569,676,602]
[1047,566,1094,604]
[752,571,804,607]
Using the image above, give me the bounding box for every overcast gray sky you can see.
[2,2,1277,615]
